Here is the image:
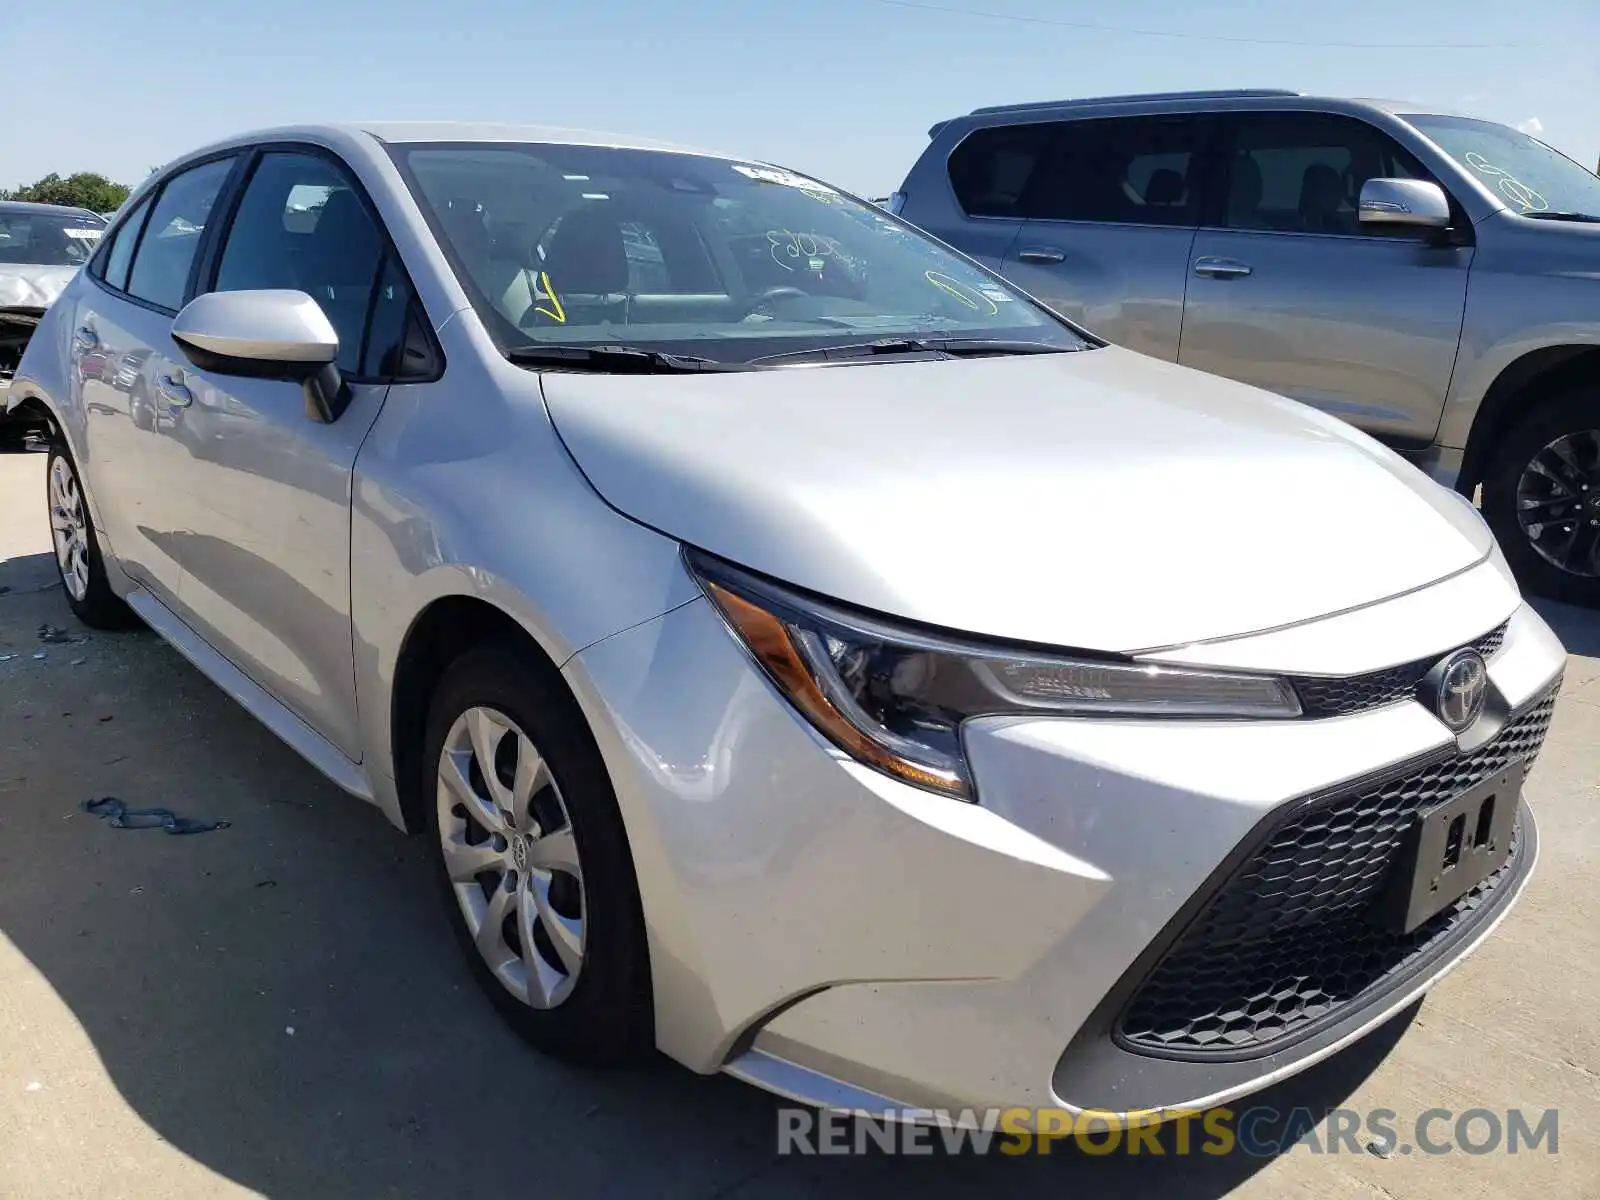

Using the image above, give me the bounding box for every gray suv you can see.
[893,90,1600,605]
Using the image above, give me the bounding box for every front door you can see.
[998,113,1214,361]
[164,147,419,760]
[1177,111,1473,446]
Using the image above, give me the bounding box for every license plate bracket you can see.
[1386,762,1522,934]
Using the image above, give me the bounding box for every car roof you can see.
[0,200,106,221]
[172,121,741,164]
[934,90,1469,136]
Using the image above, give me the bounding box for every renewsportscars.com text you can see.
[777,1105,1559,1157]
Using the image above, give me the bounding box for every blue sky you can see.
[12,0,1598,197]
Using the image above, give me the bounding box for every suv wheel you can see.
[1482,386,1600,607]
[46,440,136,628]
[422,640,653,1062]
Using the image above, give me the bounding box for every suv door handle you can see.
[1193,256,1253,279]
[72,326,98,353]
[157,375,193,408]
[1017,246,1067,265]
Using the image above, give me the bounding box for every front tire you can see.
[1482,386,1600,608]
[46,440,135,629]
[422,640,653,1063]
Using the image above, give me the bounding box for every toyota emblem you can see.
[1431,650,1489,733]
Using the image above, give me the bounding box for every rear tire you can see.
[45,439,136,629]
[422,638,653,1063]
[1482,386,1600,608]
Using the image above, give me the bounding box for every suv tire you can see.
[1482,386,1600,608]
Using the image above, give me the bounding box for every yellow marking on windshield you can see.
[533,271,567,324]
[924,270,1000,316]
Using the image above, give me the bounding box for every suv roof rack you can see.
[966,89,1300,116]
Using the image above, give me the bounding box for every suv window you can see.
[211,151,388,376]
[1025,116,1210,227]
[125,157,235,311]
[947,124,1050,218]
[1221,113,1430,236]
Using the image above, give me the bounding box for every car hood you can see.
[0,264,76,310]
[541,347,1493,652]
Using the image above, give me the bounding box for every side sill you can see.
[124,588,374,802]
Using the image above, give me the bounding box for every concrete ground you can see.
[1,447,1596,1199]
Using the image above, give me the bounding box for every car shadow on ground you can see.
[0,549,1425,1197]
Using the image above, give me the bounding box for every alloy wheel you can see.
[435,706,587,1008]
[1516,428,1600,578]
[48,455,91,601]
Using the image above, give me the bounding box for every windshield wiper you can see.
[1520,211,1600,224]
[750,337,1076,366]
[504,343,746,373]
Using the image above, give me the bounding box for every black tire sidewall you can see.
[45,439,135,629]
[1482,387,1600,607]
[421,640,653,1064]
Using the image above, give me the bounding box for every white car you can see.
[0,201,105,446]
[7,124,1567,1123]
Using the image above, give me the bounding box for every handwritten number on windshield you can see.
[1463,151,1549,212]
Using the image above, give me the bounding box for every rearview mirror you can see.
[1358,178,1451,230]
[171,289,348,422]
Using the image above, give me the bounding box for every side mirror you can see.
[171,289,349,422]
[1358,178,1451,230]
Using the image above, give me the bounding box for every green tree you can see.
[0,172,130,212]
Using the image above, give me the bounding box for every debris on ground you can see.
[82,796,231,835]
[37,623,85,645]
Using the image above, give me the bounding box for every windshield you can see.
[1404,115,1600,218]
[0,207,106,267]
[390,142,1089,364]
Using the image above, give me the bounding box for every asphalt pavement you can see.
[1,448,1597,1199]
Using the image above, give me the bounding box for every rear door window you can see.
[1024,115,1212,227]
[947,124,1050,218]
[97,195,153,291]
[125,157,236,310]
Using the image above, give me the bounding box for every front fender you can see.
[346,336,698,829]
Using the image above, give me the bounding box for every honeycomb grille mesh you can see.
[1292,623,1509,719]
[1118,685,1557,1056]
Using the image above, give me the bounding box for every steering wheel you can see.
[739,286,809,318]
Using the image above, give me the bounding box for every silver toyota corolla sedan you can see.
[7,124,1568,1123]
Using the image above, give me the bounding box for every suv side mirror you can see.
[171,289,349,422]
[1358,178,1451,230]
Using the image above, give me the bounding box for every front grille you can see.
[1292,622,1508,719]
[1117,684,1557,1057]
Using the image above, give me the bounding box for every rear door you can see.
[166,146,434,759]
[997,114,1215,360]
[1177,111,1473,444]
[75,156,239,601]
[924,122,1051,269]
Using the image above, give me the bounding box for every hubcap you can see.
[48,456,91,601]
[1516,428,1600,578]
[435,706,586,1008]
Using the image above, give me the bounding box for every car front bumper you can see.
[563,560,1566,1124]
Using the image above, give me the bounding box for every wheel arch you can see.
[1459,344,1600,493]
[388,593,579,835]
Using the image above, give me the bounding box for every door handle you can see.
[1193,256,1253,279]
[72,326,98,352]
[1017,245,1067,265]
[157,375,193,408]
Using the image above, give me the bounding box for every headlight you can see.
[687,551,1301,802]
